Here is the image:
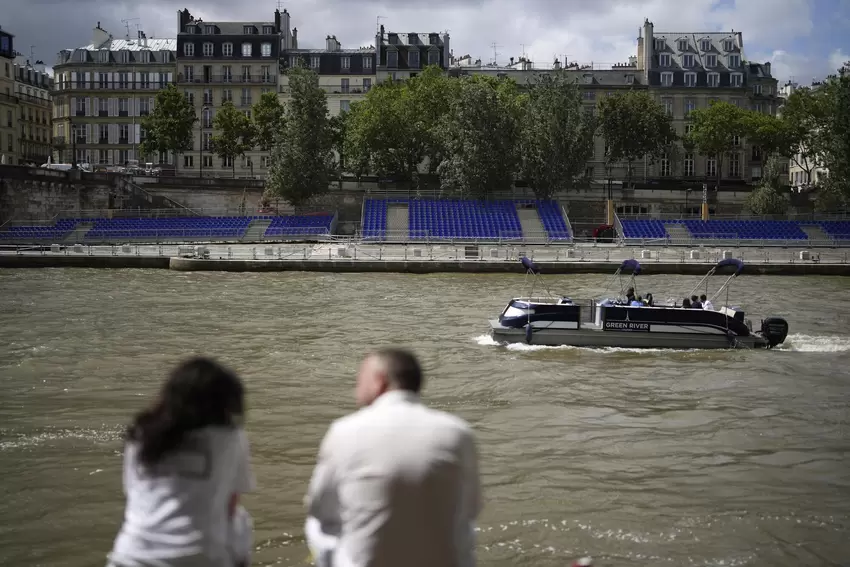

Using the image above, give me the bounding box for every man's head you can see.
[700,294,707,302]
[355,348,423,407]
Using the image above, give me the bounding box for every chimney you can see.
[292,27,298,49]
[510,56,514,65]
[553,58,561,70]
[93,22,111,47]
[33,60,46,74]
[764,61,771,76]
[281,9,291,49]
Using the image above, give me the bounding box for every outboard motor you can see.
[760,317,789,348]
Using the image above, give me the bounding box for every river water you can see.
[1,268,849,567]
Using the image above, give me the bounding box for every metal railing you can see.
[0,228,335,245]
[2,242,848,265]
[278,83,373,95]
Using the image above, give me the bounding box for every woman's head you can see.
[128,357,244,467]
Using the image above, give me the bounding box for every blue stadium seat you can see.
[682,220,808,240]
[263,214,335,238]
[818,221,850,240]
[619,219,673,239]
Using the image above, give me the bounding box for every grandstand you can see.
[360,198,572,242]
[619,218,850,244]
[0,213,337,243]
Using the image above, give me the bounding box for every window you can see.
[706,156,716,177]
[625,74,634,84]
[140,50,151,63]
[388,51,398,67]
[363,78,372,91]
[202,108,212,128]
[341,56,350,69]
[184,155,194,167]
[654,38,665,51]
[684,153,694,176]
[203,43,213,57]
[263,26,275,35]
[99,50,109,63]
[582,90,595,100]
[183,91,193,105]
[707,73,719,87]
[341,79,349,93]
[723,39,734,51]
[732,135,740,146]
[731,98,742,107]
[310,56,320,69]
[752,146,762,161]
[184,43,195,56]
[660,72,673,87]
[261,87,272,95]
[261,156,271,168]
[99,97,108,115]
[729,153,740,177]
[140,73,151,89]
[684,72,696,87]
[203,132,212,150]
[222,66,232,82]
[203,88,213,105]
[205,25,216,35]
[261,66,271,82]
[662,98,673,116]
[242,110,251,119]
[728,54,740,68]
[241,88,251,106]
[140,98,149,115]
[731,73,742,87]
[340,100,350,113]
[754,102,763,113]
[705,54,717,67]
[223,155,234,167]
[223,43,233,57]
[119,124,129,143]
[685,99,696,115]
[203,155,213,167]
[242,43,252,57]
[222,89,232,103]
[751,166,762,181]
[183,66,194,81]
[700,39,711,51]
[242,66,251,81]
[76,97,86,115]
[660,158,671,176]
[427,50,438,66]
[120,50,129,63]
[409,50,420,68]
[98,124,108,142]
[682,54,694,68]
[677,39,688,51]
[118,72,131,88]
[660,53,671,67]
[261,43,272,57]
[753,84,762,95]
[289,55,299,68]
[243,26,254,34]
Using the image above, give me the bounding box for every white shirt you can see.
[305,390,482,567]
[109,426,255,567]
[702,300,714,311]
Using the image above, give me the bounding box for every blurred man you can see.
[305,349,481,567]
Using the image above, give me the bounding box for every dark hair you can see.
[700,294,707,301]
[127,357,244,467]
[374,348,423,393]
[691,295,699,302]
[683,298,691,307]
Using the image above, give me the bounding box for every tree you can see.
[742,111,791,157]
[597,90,677,189]
[251,91,285,152]
[211,100,254,178]
[777,87,827,185]
[265,67,335,207]
[342,80,424,183]
[745,154,789,215]
[436,77,521,198]
[817,64,850,201]
[405,66,462,174]
[518,73,596,199]
[685,101,747,191]
[139,84,197,163]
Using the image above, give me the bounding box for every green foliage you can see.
[685,101,747,188]
[778,87,826,179]
[251,91,285,152]
[817,68,850,202]
[745,154,789,215]
[211,101,254,177]
[597,90,677,187]
[435,77,521,198]
[266,67,334,207]
[405,66,461,174]
[742,111,790,157]
[139,84,197,159]
[518,73,596,199]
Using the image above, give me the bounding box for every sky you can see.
[3,0,848,83]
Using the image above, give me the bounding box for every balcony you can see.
[52,81,172,93]
[177,74,277,85]
[240,98,253,106]
[278,83,372,95]
[17,93,51,107]
[53,136,66,145]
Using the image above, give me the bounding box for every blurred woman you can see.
[107,357,255,567]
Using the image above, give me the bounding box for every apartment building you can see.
[375,25,450,82]
[175,8,282,177]
[14,60,53,164]
[52,23,176,167]
[0,28,17,164]
[279,20,377,117]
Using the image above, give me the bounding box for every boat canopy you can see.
[715,257,744,276]
[620,259,642,274]
[521,256,541,274]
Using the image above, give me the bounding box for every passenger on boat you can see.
[626,287,636,303]
[690,295,703,309]
[645,293,654,306]
[630,296,644,307]
[700,294,714,310]
[682,298,692,308]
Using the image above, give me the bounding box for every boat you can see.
[488,257,789,349]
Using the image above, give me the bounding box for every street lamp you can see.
[199,104,210,178]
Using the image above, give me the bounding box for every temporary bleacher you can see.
[361,198,571,241]
[818,221,850,240]
[619,218,830,242]
[0,214,336,242]
[619,219,673,240]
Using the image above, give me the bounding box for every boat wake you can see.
[475,333,850,354]
[775,334,850,352]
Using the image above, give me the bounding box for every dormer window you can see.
[140,50,151,63]
[99,50,109,63]
[659,53,671,67]
[408,50,420,68]
[243,26,255,34]
[625,74,634,84]
[160,50,170,62]
[723,39,735,51]
[388,50,398,67]
[728,54,740,68]
[263,26,275,34]
[682,54,694,68]
[120,50,129,63]
[184,43,194,56]
[185,25,197,34]
[654,38,665,51]
[583,73,593,85]
[705,54,717,68]
[677,39,688,51]
[700,39,711,51]
[731,73,743,87]
[205,25,215,34]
